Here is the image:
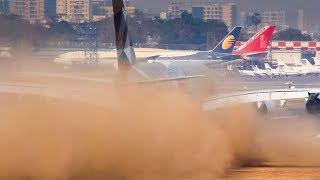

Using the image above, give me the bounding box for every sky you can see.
[131,0,320,30]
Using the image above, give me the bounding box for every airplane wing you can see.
[216,59,243,66]
[145,55,160,60]
[135,75,207,84]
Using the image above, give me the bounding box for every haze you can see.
[132,0,320,28]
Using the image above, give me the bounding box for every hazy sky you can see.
[131,0,317,12]
[131,0,320,29]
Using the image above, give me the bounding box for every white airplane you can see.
[238,65,267,77]
[264,63,282,77]
[300,59,320,74]
[277,64,305,76]
[238,67,255,77]
[239,63,306,78]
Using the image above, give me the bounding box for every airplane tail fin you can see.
[212,26,241,54]
[252,65,260,71]
[301,59,312,66]
[264,63,272,70]
[234,26,275,55]
[112,0,136,71]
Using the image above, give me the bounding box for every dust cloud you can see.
[1,61,320,179]
[252,116,320,167]
[0,85,259,180]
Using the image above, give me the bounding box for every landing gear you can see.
[257,101,273,114]
[306,93,320,113]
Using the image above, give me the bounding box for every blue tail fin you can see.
[112,0,136,71]
[212,26,241,55]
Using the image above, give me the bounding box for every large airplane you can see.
[152,26,276,63]
[54,22,241,66]
[153,26,242,61]
[109,0,276,84]
[111,0,213,83]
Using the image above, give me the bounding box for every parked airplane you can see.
[152,26,242,61]
[238,65,270,77]
[239,63,306,78]
[233,26,276,60]
[278,64,305,76]
[300,59,320,74]
[153,26,275,64]
[264,63,282,77]
[54,23,242,65]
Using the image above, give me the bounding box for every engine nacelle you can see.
[306,93,320,113]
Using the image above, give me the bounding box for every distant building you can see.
[56,0,67,15]
[192,7,204,20]
[105,0,135,18]
[91,0,108,21]
[166,2,182,19]
[9,0,45,24]
[56,0,134,22]
[141,8,159,19]
[241,10,289,31]
[298,9,304,31]
[160,12,167,20]
[165,1,237,28]
[56,0,92,22]
[45,0,57,18]
[240,11,250,27]
[0,0,9,14]
[221,3,237,28]
[92,0,106,16]
[262,11,288,29]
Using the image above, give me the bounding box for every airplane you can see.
[233,26,276,60]
[111,0,213,85]
[238,66,256,77]
[251,65,268,77]
[264,63,282,77]
[238,65,270,77]
[300,59,320,74]
[238,63,304,78]
[54,24,241,66]
[277,64,305,77]
[149,26,242,61]
[152,26,276,64]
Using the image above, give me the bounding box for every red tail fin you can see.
[234,26,275,55]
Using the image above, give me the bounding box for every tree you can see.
[181,11,193,24]
[0,9,229,50]
[274,28,312,41]
[50,20,74,34]
[251,12,262,32]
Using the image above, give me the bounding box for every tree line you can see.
[0,11,315,51]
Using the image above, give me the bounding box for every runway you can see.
[225,167,320,179]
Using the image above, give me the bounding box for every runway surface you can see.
[225,99,320,179]
[225,167,320,179]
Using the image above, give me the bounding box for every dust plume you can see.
[0,86,258,180]
[252,115,320,166]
